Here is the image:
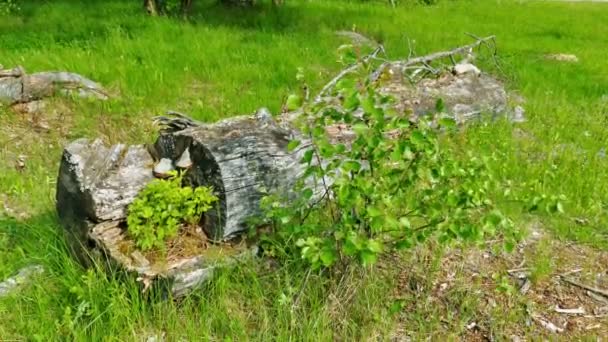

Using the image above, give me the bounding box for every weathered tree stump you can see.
[56,111,307,295]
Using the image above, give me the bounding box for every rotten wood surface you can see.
[90,221,255,297]
[0,65,107,106]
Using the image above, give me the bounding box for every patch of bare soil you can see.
[383,222,608,340]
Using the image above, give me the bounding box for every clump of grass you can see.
[1,0,608,339]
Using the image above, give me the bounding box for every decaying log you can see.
[55,37,520,295]
[153,110,320,240]
[90,221,256,297]
[0,65,107,107]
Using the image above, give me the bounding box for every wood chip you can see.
[555,306,585,315]
[532,316,564,333]
[560,268,583,277]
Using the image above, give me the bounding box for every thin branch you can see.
[561,276,608,298]
[315,45,385,102]
[370,35,496,82]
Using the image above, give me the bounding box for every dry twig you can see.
[314,45,385,102]
[532,315,564,333]
[561,276,608,298]
[555,306,585,315]
[370,35,497,82]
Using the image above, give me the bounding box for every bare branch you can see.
[315,45,384,102]
[370,35,496,82]
[561,276,608,298]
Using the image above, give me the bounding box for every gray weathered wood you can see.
[56,139,155,261]
[0,65,107,106]
[89,220,257,297]
[159,111,319,240]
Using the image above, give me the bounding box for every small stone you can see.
[16,154,26,171]
[153,158,175,178]
[255,107,273,121]
[175,148,192,169]
[546,53,578,63]
[0,265,44,297]
[145,332,165,342]
[511,105,526,123]
[453,63,481,76]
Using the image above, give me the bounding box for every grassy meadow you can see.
[1,0,608,339]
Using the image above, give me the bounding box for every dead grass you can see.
[383,221,608,340]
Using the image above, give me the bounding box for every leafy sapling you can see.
[259,45,520,270]
[127,170,218,251]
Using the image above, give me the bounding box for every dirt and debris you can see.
[383,221,608,340]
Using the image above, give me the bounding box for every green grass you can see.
[1,0,608,339]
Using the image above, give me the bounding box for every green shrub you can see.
[0,0,19,15]
[126,171,218,251]
[257,46,521,269]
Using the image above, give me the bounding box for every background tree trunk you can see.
[144,0,159,15]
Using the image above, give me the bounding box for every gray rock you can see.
[0,265,44,297]
[175,149,192,170]
[511,105,526,123]
[453,63,481,76]
[153,158,175,178]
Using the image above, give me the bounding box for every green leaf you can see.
[399,217,411,229]
[302,188,314,200]
[367,239,383,253]
[361,95,376,114]
[556,201,564,213]
[320,248,338,267]
[286,94,303,111]
[435,98,445,113]
[344,92,360,110]
[395,238,413,250]
[410,130,426,146]
[367,206,383,218]
[301,149,314,164]
[287,140,301,152]
[360,250,377,266]
[344,233,363,255]
[352,123,369,135]
[342,160,361,172]
[438,117,456,129]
